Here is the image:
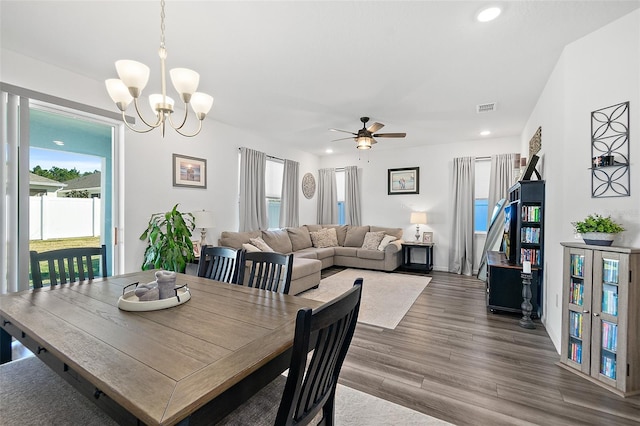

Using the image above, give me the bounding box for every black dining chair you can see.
[30,245,107,288]
[238,251,294,294]
[197,245,244,284]
[218,278,363,425]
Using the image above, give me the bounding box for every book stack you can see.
[521,205,541,222]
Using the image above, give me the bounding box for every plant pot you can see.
[581,232,616,246]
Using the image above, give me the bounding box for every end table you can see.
[400,242,434,273]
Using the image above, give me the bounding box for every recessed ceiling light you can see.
[477,6,501,22]
[325,148,333,154]
[53,140,65,146]
[480,130,491,136]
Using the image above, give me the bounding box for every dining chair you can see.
[238,251,294,294]
[218,278,363,425]
[30,245,107,288]
[196,245,244,284]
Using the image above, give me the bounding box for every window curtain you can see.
[487,153,519,228]
[344,166,362,226]
[317,168,337,224]
[1,90,30,293]
[449,156,475,275]
[279,159,299,228]
[239,147,268,231]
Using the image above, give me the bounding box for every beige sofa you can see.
[219,225,404,295]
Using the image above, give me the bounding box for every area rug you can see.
[299,269,431,329]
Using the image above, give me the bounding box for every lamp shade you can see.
[410,211,427,225]
[105,79,133,110]
[170,68,200,98]
[190,92,214,118]
[115,60,150,93]
[192,210,215,229]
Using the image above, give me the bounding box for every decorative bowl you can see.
[581,232,616,246]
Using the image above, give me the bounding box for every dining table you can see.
[0,270,324,425]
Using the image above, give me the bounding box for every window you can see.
[265,159,283,229]
[336,170,345,225]
[474,159,491,233]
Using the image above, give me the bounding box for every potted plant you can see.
[139,204,195,272]
[572,213,624,246]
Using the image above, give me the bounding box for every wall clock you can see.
[302,173,316,199]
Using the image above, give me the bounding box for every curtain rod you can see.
[237,147,284,162]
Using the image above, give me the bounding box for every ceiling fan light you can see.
[105,79,133,110]
[170,68,200,102]
[115,60,150,97]
[190,92,214,119]
[356,136,373,149]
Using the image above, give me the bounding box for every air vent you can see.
[477,102,497,113]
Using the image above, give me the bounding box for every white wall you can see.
[319,137,520,272]
[2,49,320,274]
[522,10,640,351]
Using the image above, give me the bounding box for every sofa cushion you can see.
[310,228,339,248]
[378,235,397,251]
[290,257,322,280]
[370,226,403,240]
[242,243,261,253]
[305,224,323,232]
[357,249,386,260]
[293,248,318,259]
[287,226,313,251]
[334,246,357,257]
[261,229,293,253]
[313,247,336,260]
[361,231,386,250]
[219,230,262,249]
[249,237,274,252]
[344,226,370,247]
[322,225,348,246]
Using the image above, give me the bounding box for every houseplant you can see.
[572,213,624,246]
[139,204,195,272]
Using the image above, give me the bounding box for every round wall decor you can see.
[302,173,316,199]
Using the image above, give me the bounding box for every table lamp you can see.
[410,211,427,241]
[191,210,215,246]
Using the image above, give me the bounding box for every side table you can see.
[400,242,434,273]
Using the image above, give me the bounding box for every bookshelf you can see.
[509,180,545,268]
[560,242,640,396]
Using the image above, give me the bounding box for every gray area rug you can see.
[0,355,118,426]
[299,269,431,329]
[219,374,452,425]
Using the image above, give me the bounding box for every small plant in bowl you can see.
[572,214,624,246]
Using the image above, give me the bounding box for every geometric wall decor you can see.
[591,101,630,197]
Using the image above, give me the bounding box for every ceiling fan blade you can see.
[367,122,384,133]
[329,128,357,135]
[331,136,356,142]
[373,132,406,138]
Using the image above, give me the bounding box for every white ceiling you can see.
[2,1,639,156]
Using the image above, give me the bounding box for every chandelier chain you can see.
[160,0,166,49]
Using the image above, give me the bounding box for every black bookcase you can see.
[487,180,545,316]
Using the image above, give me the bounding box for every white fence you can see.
[30,197,101,240]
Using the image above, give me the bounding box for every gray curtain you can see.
[317,168,337,224]
[344,166,362,226]
[239,147,268,231]
[487,153,518,228]
[279,159,299,228]
[449,156,475,275]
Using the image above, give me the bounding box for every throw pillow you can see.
[287,226,313,251]
[344,226,370,247]
[242,243,261,253]
[249,237,274,252]
[378,235,398,251]
[310,227,339,248]
[361,231,386,250]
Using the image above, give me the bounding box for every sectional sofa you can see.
[219,225,404,295]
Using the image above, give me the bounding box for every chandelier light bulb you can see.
[115,60,150,97]
[190,93,214,119]
[149,94,175,113]
[170,68,200,102]
[105,79,133,111]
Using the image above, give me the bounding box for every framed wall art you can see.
[173,154,207,189]
[388,167,419,195]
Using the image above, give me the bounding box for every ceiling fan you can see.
[330,117,407,150]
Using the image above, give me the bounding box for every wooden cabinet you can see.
[507,180,545,268]
[560,242,640,396]
[487,251,540,317]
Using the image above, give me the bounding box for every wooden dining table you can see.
[0,270,324,425]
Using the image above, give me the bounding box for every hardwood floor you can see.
[336,269,640,426]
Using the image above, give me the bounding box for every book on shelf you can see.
[570,254,584,277]
[520,248,540,265]
[570,279,584,305]
[602,259,619,284]
[521,205,541,222]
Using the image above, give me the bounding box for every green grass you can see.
[29,237,102,287]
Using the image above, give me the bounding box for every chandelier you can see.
[105,0,213,137]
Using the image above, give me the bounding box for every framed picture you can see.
[422,232,433,244]
[192,241,201,258]
[173,154,207,188]
[388,167,419,195]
